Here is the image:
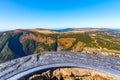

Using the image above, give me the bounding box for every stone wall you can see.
[0,52,120,80]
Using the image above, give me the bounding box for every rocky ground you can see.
[22,67,117,80]
[82,47,120,57]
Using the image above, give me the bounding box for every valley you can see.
[0,28,120,63]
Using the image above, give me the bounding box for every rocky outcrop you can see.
[82,47,120,57]
[0,52,120,80]
[28,67,116,80]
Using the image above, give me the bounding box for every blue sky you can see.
[0,0,120,30]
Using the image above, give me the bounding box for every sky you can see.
[0,0,120,30]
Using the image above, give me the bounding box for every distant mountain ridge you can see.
[53,28,74,32]
[0,28,120,63]
[1,28,118,33]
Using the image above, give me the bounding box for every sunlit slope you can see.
[0,29,120,63]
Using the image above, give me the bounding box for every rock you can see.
[0,52,120,80]
[28,68,116,80]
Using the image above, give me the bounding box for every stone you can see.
[0,52,119,80]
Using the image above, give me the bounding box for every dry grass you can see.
[58,38,76,49]
[29,29,57,34]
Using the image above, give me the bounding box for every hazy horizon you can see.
[0,0,120,30]
[1,27,120,32]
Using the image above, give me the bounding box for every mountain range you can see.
[0,28,120,63]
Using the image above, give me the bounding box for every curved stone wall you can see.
[0,52,120,80]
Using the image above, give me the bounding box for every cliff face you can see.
[24,67,117,80]
[0,29,120,63]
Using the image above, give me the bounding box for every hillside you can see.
[0,28,120,63]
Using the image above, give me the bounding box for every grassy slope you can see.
[0,30,120,63]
